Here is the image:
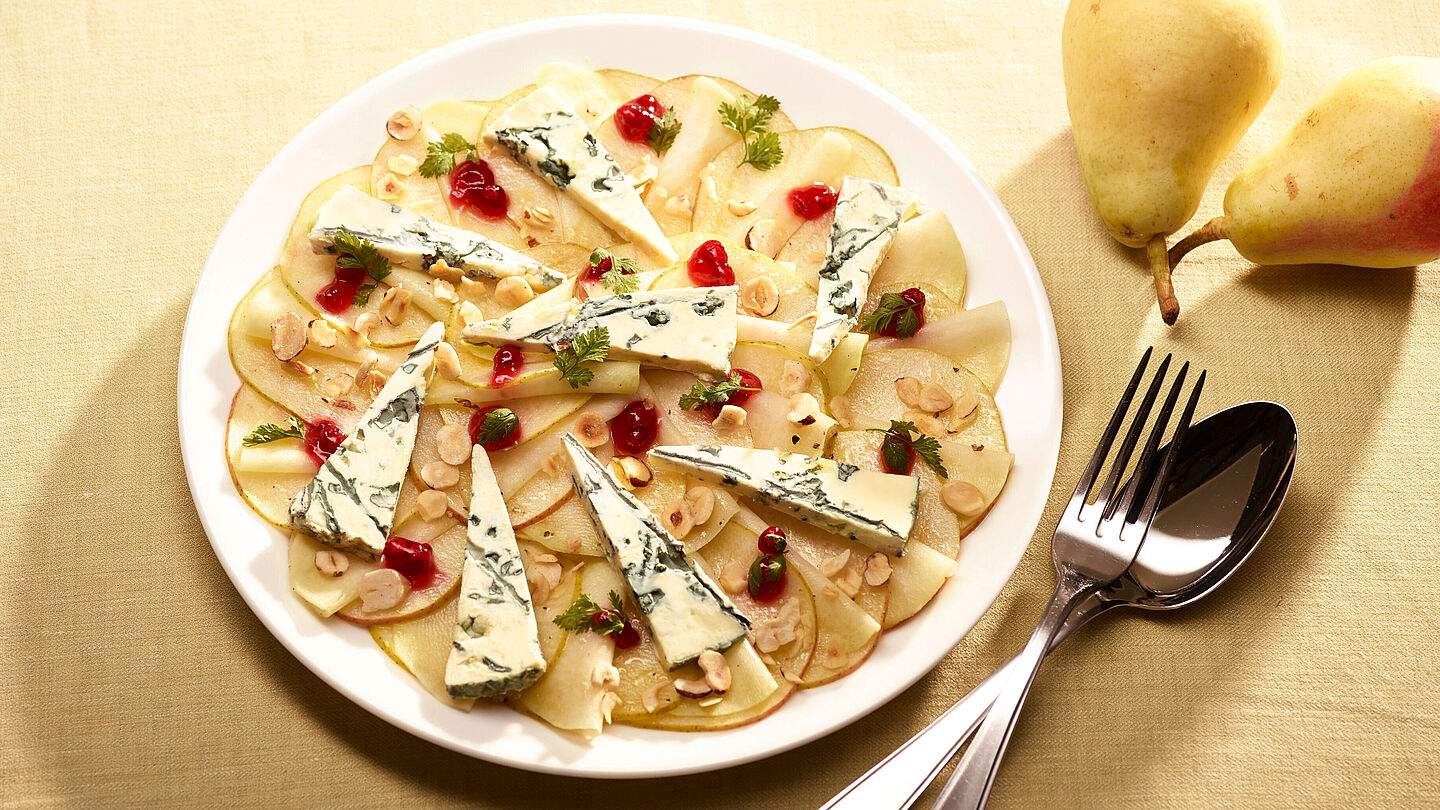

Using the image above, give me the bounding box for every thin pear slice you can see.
[865,301,1012,393]
[225,385,317,526]
[844,348,1008,452]
[427,361,640,406]
[370,593,475,711]
[737,506,889,625]
[289,531,379,617]
[643,370,757,448]
[228,271,409,432]
[649,232,815,322]
[524,545,582,666]
[831,429,1013,560]
[335,515,467,626]
[868,210,967,306]
[518,560,621,737]
[618,641,787,731]
[729,341,827,403]
[518,495,605,557]
[277,167,433,346]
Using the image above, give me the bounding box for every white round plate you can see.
[178,14,1062,779]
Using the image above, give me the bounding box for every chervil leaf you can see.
[869,419,949,479]
[646,108,682,154]
[242,416,305,447]
[858,292,924,338]
[719,94,784,171]
[741,130,783,171]
[678,372,757,412]
[417,132,478,178]
[589,248,641,294]
[553,592,627,637]
[553,326,609,389]
[351,283,377,307]
[474,407,518,447]
[331,228,391,282]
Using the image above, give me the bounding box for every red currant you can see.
[787,182,838,220]
[611,400,660,456]
[614,94,666,143]
[687,239,735,286]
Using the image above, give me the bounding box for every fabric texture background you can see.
[3,1,1438,807]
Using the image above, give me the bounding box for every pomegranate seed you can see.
[614,620,642,649]
[758,526,788,555]
[749,554,787,603]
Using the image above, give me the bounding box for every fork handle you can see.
[931,569,1093,810]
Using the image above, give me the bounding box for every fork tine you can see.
[1068,347,1152,508]
[1095,353,1172,521]
[1129,369,1206,527]
[1113,361,1190,524]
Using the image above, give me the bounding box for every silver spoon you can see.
[821,400,1298,810]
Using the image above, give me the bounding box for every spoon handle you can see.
[819,592,1110,810]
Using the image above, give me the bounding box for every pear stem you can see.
[1168,216,1230,268]
[1147,235,1179,326]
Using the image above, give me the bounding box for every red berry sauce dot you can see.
[303,419,347,464]
[614,94,666,143]
[468,405,521,451]
[787,183,838,220]
[490,345,526,388]
[687,239,735,286]
[449,159,508,220]
[611,400,660,456]
[382,536,436,589]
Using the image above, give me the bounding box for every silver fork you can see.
[932,349,1205,810]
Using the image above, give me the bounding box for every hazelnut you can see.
[428,259,463,283]
[314,549,349,578]
[673,678,713,699]
[572,412,609,448]
[379,286,411,325]
[711,404,747,432]
[864,553,893,586]
[375,172,403,201]
[385,106,422,140]
[819,549,851,578]
[308,319,337,348]
[610,456,652,489]
[494,276,535,308]
[918,382,954,414]
[787,393,822,426]
[436,423,472,466]
[432,278,458,303]
[683,486,715,525]
[740,276,780,317]
[895,376,923,409]
[416,489,449,521]
[387,154,419,176]
[269,312,307,362]
[941,480,986,516]
[360,568,409,611]
[726,198,758,217]
[664,501,695,539]
[780,360,812,396]
[697,650,731,694]
[434,341,462,381]
[420,460,459,489]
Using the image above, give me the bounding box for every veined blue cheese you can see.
[562,435,748,669]
[808,176,919,364]
[647,445,919,556]
[462,286,739,376]
[444,446,547,698]
[289,322,446,560]
[486,86,679,263]
[309,185,565,290]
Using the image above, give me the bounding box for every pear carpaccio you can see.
[1171,57,1440,272]
[1062,0,1283,323]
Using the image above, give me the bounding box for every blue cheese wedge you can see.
[289,322,446,560]
[808,176,919,364]
[462,286,738,376]
[444,446,547,698]
[309,185,565,290]
[561,435,748,669]
[647,445,919,556]
[486,86,678,263]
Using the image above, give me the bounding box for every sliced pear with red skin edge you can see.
[370,593,475,711]
[225,385,316,527]
[644,370,757,448]
[289,531,379,617]
[537,65,659,130]
[650,232,815,323]
[372,103,468,228]
[277,166,434,347]
[617,640,789,731]
[696,521,819,682]
[335,515,467,626]
[844,348,1008,453]
[731,508,884,686]
[518,560,621,737]
[866,301,1012,395]
[228,272,410,432]
[681,483,741,555]
[732,317,868,397]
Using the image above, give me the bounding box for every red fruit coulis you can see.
[613,620,641,649]
[614,94,666,143]
[490,345,526,388]
[303,419,346,464]
[611,400,660,456]
[578,253,637,299]
[703,368,762,417]
[687,240,735,286]
[468,405,522,451]
[382,536,436,589]
[880,287,928,339]
[787,183,838,220]
[449,159,509,220]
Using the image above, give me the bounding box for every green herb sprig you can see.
[858,292,924,339]
[553,326,610,389]
[473,407,519,447]
[719,94,784,171]
[418,132,480,178]
[242,417,305,447]
[870,419,948,479]
[678,372,759,412]
[553,591,629,637]
[647,108,682,154]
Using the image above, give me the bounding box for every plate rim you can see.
[177,12,1062,779]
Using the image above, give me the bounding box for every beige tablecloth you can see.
[3,1,1438,807]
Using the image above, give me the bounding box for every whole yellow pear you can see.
[1063,0,1283,322]
[1214,57,1440,267]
